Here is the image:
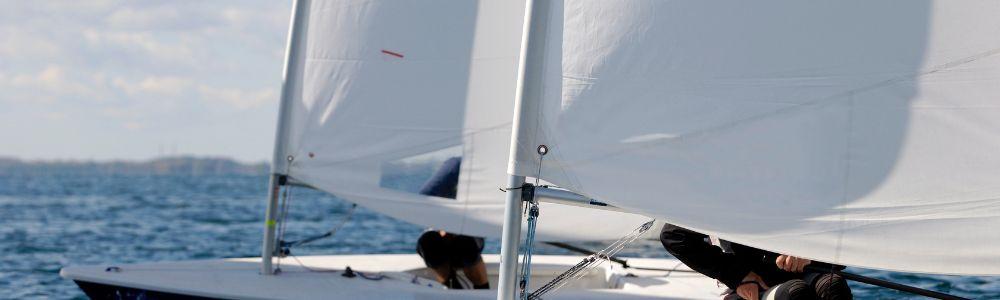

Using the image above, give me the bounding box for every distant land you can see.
[0,156,268,176]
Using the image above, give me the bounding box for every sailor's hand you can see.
[775,255,811,273]
[736,271,768,300]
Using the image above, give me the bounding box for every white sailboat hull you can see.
[61,254,724,299]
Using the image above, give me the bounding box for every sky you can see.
[0,1,292,163]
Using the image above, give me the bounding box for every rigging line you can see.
[275,181,294,271]
[281,203,357,249]
[547,239,966,299]
[533,145,546,185]
[535,234,637,297]
[519,203,540,300]
[529,220,656,299]
[290,254,386,281]
[273,157,296,273]
[288,254,337,273]
[658,261,687,278]
[542,242,698,274]
[546,221,652,295]
[519,145,549,299]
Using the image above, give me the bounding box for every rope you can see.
[518,145,548,299]
[274,182,294,271]
[528,219,656,300]
[273,157,295,273]
[542,242,698,274]
[288,255,385,281]
[288,254,337,273]
[518,203,540,300]
[281,203,357,249]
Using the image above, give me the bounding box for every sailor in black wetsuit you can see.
[415,157,490,289]
[660,224,852,300]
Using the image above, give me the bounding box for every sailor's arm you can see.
[659,223,755,289]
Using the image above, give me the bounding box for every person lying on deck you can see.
[414,156,490,289]
[660,223,852,300]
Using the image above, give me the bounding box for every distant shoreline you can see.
[0,156,268,176]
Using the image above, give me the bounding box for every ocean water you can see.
[1,174,996,299]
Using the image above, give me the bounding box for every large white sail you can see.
[277,0,648,241]
[510,0,1000,275]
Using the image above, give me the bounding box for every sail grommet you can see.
[536,145,548,156]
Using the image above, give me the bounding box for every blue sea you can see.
[1,174,997,299]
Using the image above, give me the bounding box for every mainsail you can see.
[273,0,647,241]
[510,0,1000,275]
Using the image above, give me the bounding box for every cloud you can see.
[0,1,291,161]
[138,76,193,95]
[198,85,277,110]
[82,29,199,68]
[44,112,68,121]
[0,28,62,59]
[123,121,144,131]
[113,75,193,97]
[101,107,140,119]
[106,5,220,31]
[1,65,104,103]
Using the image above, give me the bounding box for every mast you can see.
[261,0,309,275]
[498,0,552,298]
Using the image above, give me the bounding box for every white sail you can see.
[511,0,1000,275]
[278,0,648,241]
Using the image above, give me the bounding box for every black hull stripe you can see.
[74,281,226,300]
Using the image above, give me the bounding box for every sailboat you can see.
[60,0,725,299]
[61,0,1000,299]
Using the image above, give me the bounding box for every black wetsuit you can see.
[415,157,488,289]
[660,223,852,300]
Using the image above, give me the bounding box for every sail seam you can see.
[562,46,1000,166]
[833,93,856,265]
[298,123,508,168]
[458,133,474,233]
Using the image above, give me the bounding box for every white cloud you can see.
[82,29,199,67]
[0,28,61,59]
[1,65,103,103]
[113,75,193,97]
[106,4,224,31]
[123,121,144,131]
[139,76,193,95]
[44,112,68,121]
[101,107,140,119]
[198,85,277,110]
[0,1,290,161]
[107,6,179,29]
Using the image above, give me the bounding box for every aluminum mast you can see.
[497,0,553,298]
[261,0,309,275]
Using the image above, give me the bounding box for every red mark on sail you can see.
[381,49,404,58]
